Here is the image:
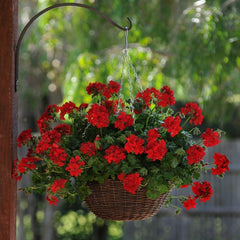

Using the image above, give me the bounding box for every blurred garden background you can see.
[17,0,240,239]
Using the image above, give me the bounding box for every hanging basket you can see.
[85,179,171,221]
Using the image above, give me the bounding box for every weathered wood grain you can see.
[0,1,18,240]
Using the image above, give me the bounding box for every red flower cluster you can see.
[157,86,175,107]
[86,82,107,96]
[162,116,182,137]
[46,195,59,206]
[114,112,134,130]
[135,87,157,107]
[147,128,160,142]
[124,134,145,154]
[104,145,126,164]
[80,142,96,157]
[54,124,71,136]
[183,196,197,210]
[182,181,213,210]
[86,81,120,99]
[192,181,213,202]
[50,179,67,193]
[86,104,109,128]
[186,145,205,165]
[180,102,204,125]
[36,130,61,154]
[145,139,167,161]
[211,153,230,175]
[79,103,89,110]
[65,156,85,177]
[12,159,22,181]
[16,156,39,174]
[37,104,58,134]
[201,128,221,147]
[102,100,117,115]
[135,86,175,110]
[49,144,67,167]
[118,172,143,194]
[17,129,32,147]
[57,101,78,120]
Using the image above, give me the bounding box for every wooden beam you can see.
[0,1,18,240]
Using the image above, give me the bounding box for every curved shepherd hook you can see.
[15,3,133,92]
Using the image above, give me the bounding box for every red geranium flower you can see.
[12,159,22,181]
[37,104,58,134]
[17,129,32,147]
[79,103,89,110]
[49,143,67,167]
[162,116,182,137]
[135,88,154,107]
[57,101,78,120]
[65,156,85,177]
[36,130,61,154]
[86,82,107,96]
[192,181,213,202]
[211,153,230,175]
[147,128,160,142]
[114,112,134,130]
[183,195,197,210]
[80,142,96,157]
[180,102,203,125]
[124,134,145,154]
[104,145,126,164]
[107,80,121,95]
[54,124,71,136]
[201,128,221,147]
[17,156,39,174]
[186,145,205,165]
[117,172,143,194]
[157,86,175,107]
[86,104,109,128]
[50,179,67,193]
[145,139,167,161]
[46,195,59,206]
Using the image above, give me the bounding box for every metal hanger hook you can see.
[14,3,133,92]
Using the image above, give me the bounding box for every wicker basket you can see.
[85,179,171,221]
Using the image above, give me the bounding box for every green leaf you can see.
[135,123,144,131]
[127,154,137,165]
[139,167,148,176]
[105,135,114,144]
[170,157,179,168]
[117,134,127,143]
[158,184,169,194]
[193,172,201,179]
[175,148,186,156]
[192,127,201,135]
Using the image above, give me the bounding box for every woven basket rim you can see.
[85,179,172,221]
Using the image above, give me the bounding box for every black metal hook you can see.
[15,3,132,92]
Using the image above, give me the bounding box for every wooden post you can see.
[0,1,18,240]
